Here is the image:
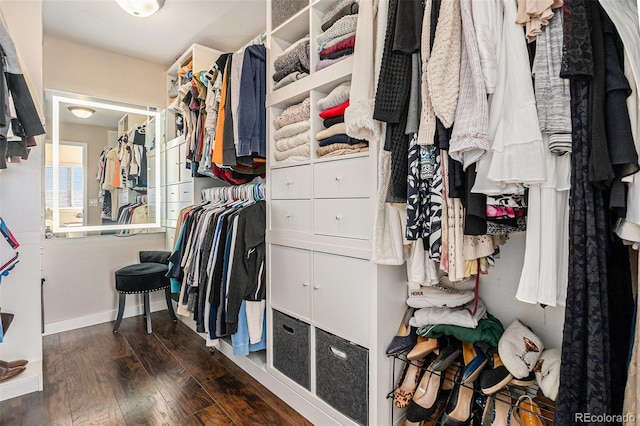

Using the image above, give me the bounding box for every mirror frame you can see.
[51,94,162,234]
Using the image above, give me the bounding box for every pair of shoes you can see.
[461,342,488,383]
[480,353,513,394]
[0,359,28,369]
[513,395,543,426]
[406,363,460,423]
[387,307,417,355]
[0,364,26,383]
[433,338,462,371]
[481,391,518,425]
[510,371,536,387]
[394,358,425,408]
[407,336,439,361]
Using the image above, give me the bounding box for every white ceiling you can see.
[42,0,267,66]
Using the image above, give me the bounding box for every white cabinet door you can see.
[165,145,180,185]
[312,252,371,347]
[179,142,190,182]
[270,245,312,320]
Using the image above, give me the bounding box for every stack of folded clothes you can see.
[273,97,311,163]
[315,0,359,71]
[315,83,368,157]
[273,37,310,90]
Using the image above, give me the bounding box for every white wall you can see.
[0,0,44,401]
[41,32,167,332]
[478,233,565,349]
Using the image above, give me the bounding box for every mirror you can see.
[45,90,162,237]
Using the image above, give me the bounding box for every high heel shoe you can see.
[394,358,425,408]
[513,395,543,426]
[433,338,462,371]
[407,336,439,361]
[439,381,475,426]
[481,391,518,426]
[461,342,488,383]
[405,360,442,422]
[387,307,417,355]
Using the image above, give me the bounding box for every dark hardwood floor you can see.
[0,313,313,426]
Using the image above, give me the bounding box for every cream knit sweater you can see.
[417,0,462,145]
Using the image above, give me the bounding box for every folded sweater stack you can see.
[315,83,368,157]
[315,0,359,71]
[274,98,311,162]
[273,37,310,90]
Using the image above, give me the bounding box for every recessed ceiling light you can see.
[68,106,95,119]
[114,0,165,18]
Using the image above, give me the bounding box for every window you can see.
[45,165,84,208]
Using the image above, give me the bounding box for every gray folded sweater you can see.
[274,38,310,72]
[321,0,359,32]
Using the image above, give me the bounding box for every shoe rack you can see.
[387,352,556,425]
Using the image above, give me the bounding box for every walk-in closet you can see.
[0,1,639,425]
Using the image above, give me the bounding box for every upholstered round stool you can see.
[113,251,177,334]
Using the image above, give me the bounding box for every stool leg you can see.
[144,293,152,334]
[165,287,178,322]
[113,293,126,333]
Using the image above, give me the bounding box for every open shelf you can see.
[271,7,310,43]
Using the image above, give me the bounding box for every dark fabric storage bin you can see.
[272,310,311,390]
[272,0,307,29]
[316,328,369,425]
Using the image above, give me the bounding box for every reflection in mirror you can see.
[45,90,162,237]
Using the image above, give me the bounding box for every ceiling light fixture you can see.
[114,0,165,18]
[68,106,95,119]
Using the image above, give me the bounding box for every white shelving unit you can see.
[264,2,407,425]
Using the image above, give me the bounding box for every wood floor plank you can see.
[107,353,180,426]
[58,326,93,352]
[71,401,127,426]
[118,317,214,420]
[178,404,234,426]
[204,347,312,426]
[42,345,74,426]
[201,373,297,426]
[151,314,226,383]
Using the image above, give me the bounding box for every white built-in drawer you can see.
[271,165,312,199]
[270,245,311,319]
[313,156,372,198]
[166,184,180,203]
[313,199,372,240]
[313,252,371,347]
[166,228,176,250]
[179,182,193,202]
[166,202,180,221]
[271,200,311,233]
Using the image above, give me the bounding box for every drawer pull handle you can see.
[313,284,319,290]
[282,324,295,334]
[335,215,342,220]
[302,282,309,287]
[285,213,292,218]
[335,176,341,181]
[330,346,348,360]
[285,181,293,185]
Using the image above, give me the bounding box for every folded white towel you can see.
[409,299,487,329]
